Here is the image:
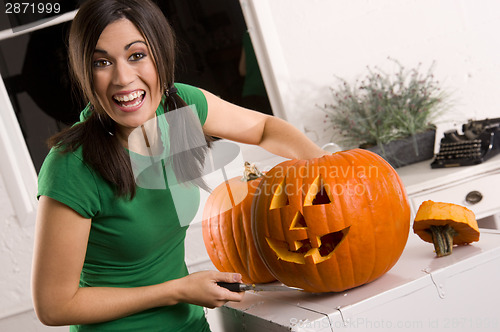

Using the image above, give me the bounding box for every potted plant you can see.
[322,58,449,168]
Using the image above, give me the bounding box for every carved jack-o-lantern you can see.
[251,149,410,292]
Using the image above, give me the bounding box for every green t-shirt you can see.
[37,83,211,331]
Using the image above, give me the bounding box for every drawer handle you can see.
[465,191,483,205]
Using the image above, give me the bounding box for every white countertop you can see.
[221,230,500,331]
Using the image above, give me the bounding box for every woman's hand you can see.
[173,271,245,309]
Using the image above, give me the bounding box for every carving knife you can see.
[217,282,303,292]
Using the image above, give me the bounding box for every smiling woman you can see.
[33,1,242,331]
[91,19,162,135]
[31,0,327,331]
[49,0,214,198]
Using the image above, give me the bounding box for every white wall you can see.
[245,0,500,147]
[0,174,65,331]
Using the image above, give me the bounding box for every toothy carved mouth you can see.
[266,226,350,264]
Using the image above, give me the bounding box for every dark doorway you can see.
[158,0,247,105]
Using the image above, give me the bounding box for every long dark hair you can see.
[49,0,211,198]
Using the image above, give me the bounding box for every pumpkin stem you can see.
[426,225,458,257]
[242,162,263,181]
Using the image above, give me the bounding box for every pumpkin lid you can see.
[413,200,479,244]
[413,200,479,256]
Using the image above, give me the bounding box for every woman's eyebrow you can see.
[94,40,147,54]
[94,49,107,54]
[125,40,147,50]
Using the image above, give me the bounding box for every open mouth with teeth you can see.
[113,90,146,108]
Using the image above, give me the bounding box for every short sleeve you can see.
[174,83,208,125]
[37,148,102,219]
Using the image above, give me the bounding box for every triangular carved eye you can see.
[312,187,331,205]
[304,175,332,206]
[270,177,290,210]
[290,211,307,230]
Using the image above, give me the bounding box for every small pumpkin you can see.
[251,149,411,292]
[413,200,480,257]
[202,162,275,284]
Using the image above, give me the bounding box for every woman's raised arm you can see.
[201,89,328,160]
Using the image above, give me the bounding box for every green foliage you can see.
[323,58,448,148]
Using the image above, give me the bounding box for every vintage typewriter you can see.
[431,117,500,168]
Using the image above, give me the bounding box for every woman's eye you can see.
[93,59,111,68]
[129,53,145,61]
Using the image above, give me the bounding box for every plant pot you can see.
[364,129,436,168]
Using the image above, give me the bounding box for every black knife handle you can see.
[217,282,243,292]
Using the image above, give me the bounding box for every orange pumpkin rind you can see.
[202,162,276,284]
[413,200,480,257]
[251,149,411,292]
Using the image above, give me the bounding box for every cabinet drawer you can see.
[410,172,500,220]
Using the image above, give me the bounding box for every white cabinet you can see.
[410,171,500,220]
[397,153,500,222]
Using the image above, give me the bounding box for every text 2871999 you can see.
[5,2,61,14]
